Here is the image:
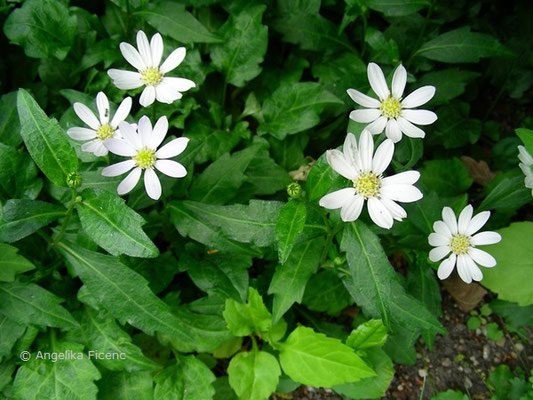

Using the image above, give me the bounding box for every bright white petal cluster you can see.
[429,205,502,284]
[518,145,533,196]
[319,130,423,229]
[108,31,195,107]
[348,63,437,143]
[102,116,189,200]
[67,92,132,156]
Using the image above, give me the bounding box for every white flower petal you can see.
[155,83,182,104]
[81,139,101,155]
[110,97,132,129]
[366,116,388,134]
[117,167,141,195]
[162,77,196,92]
[73,103,100,130]
[396,116,426,139]
[346,88,381,108]
[367,63,390,100]
[470,231,501,246]
[429,245,451,262]
[367,197,393,229]
[465,211,491,236]
[457,254,472,283]
[160,47,186,74]
[457,205,473,234]
[469,248,497,268]
[138,116,153,147]
[144,168,162,200]
[433,220,452,237]
[118,121,142,150]
[156,137,189,159]
[391,64,407,99]
[92,142,109,157]
[380,198,407,221]
[381,184,423,203]
[340,195,365,222]
[401,109,438,125]
[119,42,146,71]
[382,170,420,186]
[326,149,358,180]
[429,232,449,247]
[372,139,394,174]
[319,188,356,209]
[358,130,374,171]
[104,138,137,157]
[107,69,143,90]
[437,254,456,280]
[442,207,458,234]
[139,86,156,107]
[67,127,96,141]
[349,108,381,123]
[150,116,169,149]
[385,118,402,143]
[96,92,110,124]
[343,133,361,171]
[155,160,187,178]
[150,33,163,68]
[401,86,435,108]
[102,160,136,177]
[464,255,483,281]
[137,30,152,67]
[518,145,533,164]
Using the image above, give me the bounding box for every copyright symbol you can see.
[20,351,30,361]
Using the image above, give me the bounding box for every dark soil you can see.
[272,290,532,399]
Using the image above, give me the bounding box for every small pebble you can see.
[418,369,428,378]
[442,358,452,367]
[483,345,490,360]
[464,377,473,390]
[516,343,525,353]
[496,337,506,347]
[397,384,404,391]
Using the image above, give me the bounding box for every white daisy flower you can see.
[319,130,423,229]
[429,205,502,284]
[518,145,533,196]
[347,63,437,143]
[107,30,196,107]
[102,116,189,200]
[67,92,132,157]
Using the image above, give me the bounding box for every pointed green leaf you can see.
[211,5,268,87]
[0,243,35,282]
[306,150,346,202]
[76,188,158,258]
[17,89,78,187]
[0,316,26,361]
[0,143,40,200]
[0,281,78,329]
[302,269,353,316]
[419,158,473,197]
[98,371,154,400]
[275,200,307,264]
[366,0,430,16]
[0,92,22,146]
[279,326,375,387]
[346,319,388,350]
[223,288,272,337]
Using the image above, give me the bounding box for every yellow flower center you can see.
[133,147,157,169]
[353,172,381,198]
[380,97,402,118]
[450,234,471,255]
[140,67,163,86]
[96,124,115,140]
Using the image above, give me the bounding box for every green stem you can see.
[53,189,78,245]
[319,221,343,265]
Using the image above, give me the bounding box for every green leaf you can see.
[431,390,469,400]
[346,319,388,350]
[365,0,430,16]
[417,69,480,105]
[0,243,35,282]
[268,237,324,323]
[0,92,22,146]
[180,249,251,302]
[416,27,514,63]
[279,326,375,387]
[245,154,292,196]
[479,171,531,211]
[258,82,342,140]
[0,199,64,243]
[3,0,77,60]
[0,316,26,361]
[302,269,353,316]
[431,102,481,149]
[419,158,473,197]
[0,281,77,329]
[516,128,533,156]
[275,200,307,264]
[136,0,221,44]
[486,365,531,400]
[481,222,533,306]
[17,89,78,187]
[341,222,445,341]
[98,371,154,400]
[73,306,159,372]
[406,253,442,318]
[306,150,346,202]
[57,242,198,348]
[0,143,41,200]
[223,288,272,337]
[189,145,262,204]
[76,189,158,258]
[12,341,100,400]
[228,349,281,400]
[486,322,503,341]
[490,300,533,329]
[211,5,268,87]
[154,355,216,400]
